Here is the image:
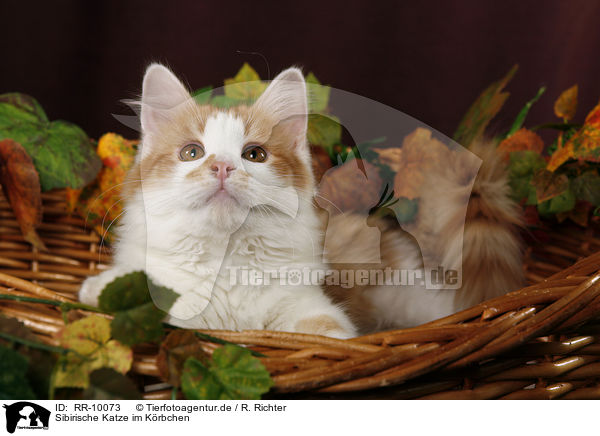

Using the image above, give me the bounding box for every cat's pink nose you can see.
[210,161,235,182]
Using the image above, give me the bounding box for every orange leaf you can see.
[68,133,137,241]
[497,128,544,158]
[553,85,578,121]
[0,139,46,250]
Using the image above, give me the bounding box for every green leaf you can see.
[537,188,576,216]
[181,345,273,400]
[82,368,142,400]
[572,171,600,206]
[306,72,330,113]
[307,114,342,148]
[192,86,212,104]
[508,150,546,203]
[98,271,179,345]
[223,63,266,101]
[0,345,36,400]
[0,93,48,123]
[110,303,167,346]
[210,95,244,108]
[0,93,102,191]
[453,65,518,147]
[505,86,546,138]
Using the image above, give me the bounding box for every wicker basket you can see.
[1,191,600,399]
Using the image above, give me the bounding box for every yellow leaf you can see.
[54,315,133,388]
[554,85,578,121]
[223,63,266,101]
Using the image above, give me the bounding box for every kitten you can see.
[323,140,524,332]
[79,64,523,337]
[79,64,357,338]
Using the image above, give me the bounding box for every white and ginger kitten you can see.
[79,64,357,338]
[79,64,524,337]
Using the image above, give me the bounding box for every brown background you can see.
[1,0,600,141]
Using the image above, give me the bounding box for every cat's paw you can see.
[78,275,105,306]
[168,292,210,320]
[294,315,357,339]
[79,268,133,306]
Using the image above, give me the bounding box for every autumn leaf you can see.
[554,85,578,121]
[556,201,591,227]
[571,171,600,206]
[547,101,600,171]
[0,93,101,191]
[531,169,569,203]
[306,72,330,113]
[67,133,137,241]
[98,271,179,346]
[454,65,518,147]
[192,86,213,104]
[157,330,209,387]
[54,315,132,389]
[210,95,241,108]
[508,150,546,204]
[537,188,576,216]
[307,113,342,148]
[181,345,273,400]
[223,63,266,102]
[0,138,46,250]
[497,128,545,158]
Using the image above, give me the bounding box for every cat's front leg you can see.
[144,264,217,321]
[79,266,136,306]
[268,287,357,339]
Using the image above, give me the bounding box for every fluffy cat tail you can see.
[415,139,524,310]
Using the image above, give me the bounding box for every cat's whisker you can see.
[98,209,126,262]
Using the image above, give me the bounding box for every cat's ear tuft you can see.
[140,64,191,133]
[254,67,308,146]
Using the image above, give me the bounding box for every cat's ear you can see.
[253,67,308,147]
[140,64,191,134]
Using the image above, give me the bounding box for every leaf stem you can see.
[0,331,68,355]
[0,293,105,313]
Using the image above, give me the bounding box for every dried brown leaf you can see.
[0,139,46,250]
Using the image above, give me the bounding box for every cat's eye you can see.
[242,145,267,163]
[179,143,205,161]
